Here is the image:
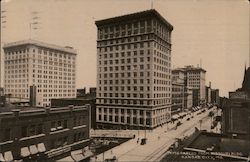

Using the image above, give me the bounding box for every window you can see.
[21,126,27,137]
[3,128,11,141]
[37,124,43,134]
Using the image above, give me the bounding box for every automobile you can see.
[176,121,182,126]
[105,156,118,162]
[140,138,147,145]
[186,118,190,121]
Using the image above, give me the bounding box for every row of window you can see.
[98,19,171,42]
[5,47,76,59]
[97,98,171,105]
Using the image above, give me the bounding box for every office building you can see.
[171,69,185,114]
[51,88,97,129]
[0,105,91,161]
[3,40,76,107]
[95,9,173,129]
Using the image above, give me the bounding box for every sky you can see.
[0,0,249,97]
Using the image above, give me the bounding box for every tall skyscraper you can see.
[3,40,76,107]
[95,9,173,129]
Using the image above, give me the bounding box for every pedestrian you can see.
[158,136,160,140]
[137,138,140,144]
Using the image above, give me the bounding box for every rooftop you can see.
[0,105,88,118]
[174,66,206,73]
[3,39,77,54]
[95,9,173,31]
[162,131,249,161]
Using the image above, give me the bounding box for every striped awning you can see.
[21,147,30,157]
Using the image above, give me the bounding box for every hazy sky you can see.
[1,0,249,97]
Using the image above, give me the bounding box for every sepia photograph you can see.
[0,0,249,161]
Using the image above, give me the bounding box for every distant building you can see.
[0,87,5,107]
[0,105,91,161]
[211,89,220,105]
[205,82,212,103]
[0,87,4,96]
[184,86,193,110]
[95,9,173,129]
[185,65,206,105]
[89,87,96,97]
[222,66,250,141]
[3,40,77,107]
[77,88,86,98]
[192,89,199,107]
[171,69,185,114]
[174,65,206,106]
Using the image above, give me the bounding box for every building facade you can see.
[3,40,76,107]
[205,85,211,103]
[95,9,173,129]
[171,69,185,114]
[184,86,193,110]
[51,97,96,129]
[211,89,220,105]
[185,66,206,105]
[222,67,250,140]
[0,105,90,161]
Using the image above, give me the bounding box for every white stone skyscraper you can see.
[3,40,76,107]
[95,9,173,129]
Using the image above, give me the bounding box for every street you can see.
[90,107,219,162]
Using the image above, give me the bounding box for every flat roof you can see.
[3,39,77,55]
[95,9,173,31]
[0,105,88,118]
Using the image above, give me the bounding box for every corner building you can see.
[3,40,76,107]
[95,9,173,129]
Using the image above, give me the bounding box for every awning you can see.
[56,155,75,162]
[21,147,31,157]
[179,112,185,117]
[82,149,93,158]
[0,153,5,162]
[4,151,13,162]
[29,145,38,155]
[37,143,46,153]
[71,153,85,162]
[171,114,179,119]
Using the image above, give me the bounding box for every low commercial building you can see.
[221,67,250,140]
[161,131,249,161]
[0,105,91,161]
[51,95,96,129]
